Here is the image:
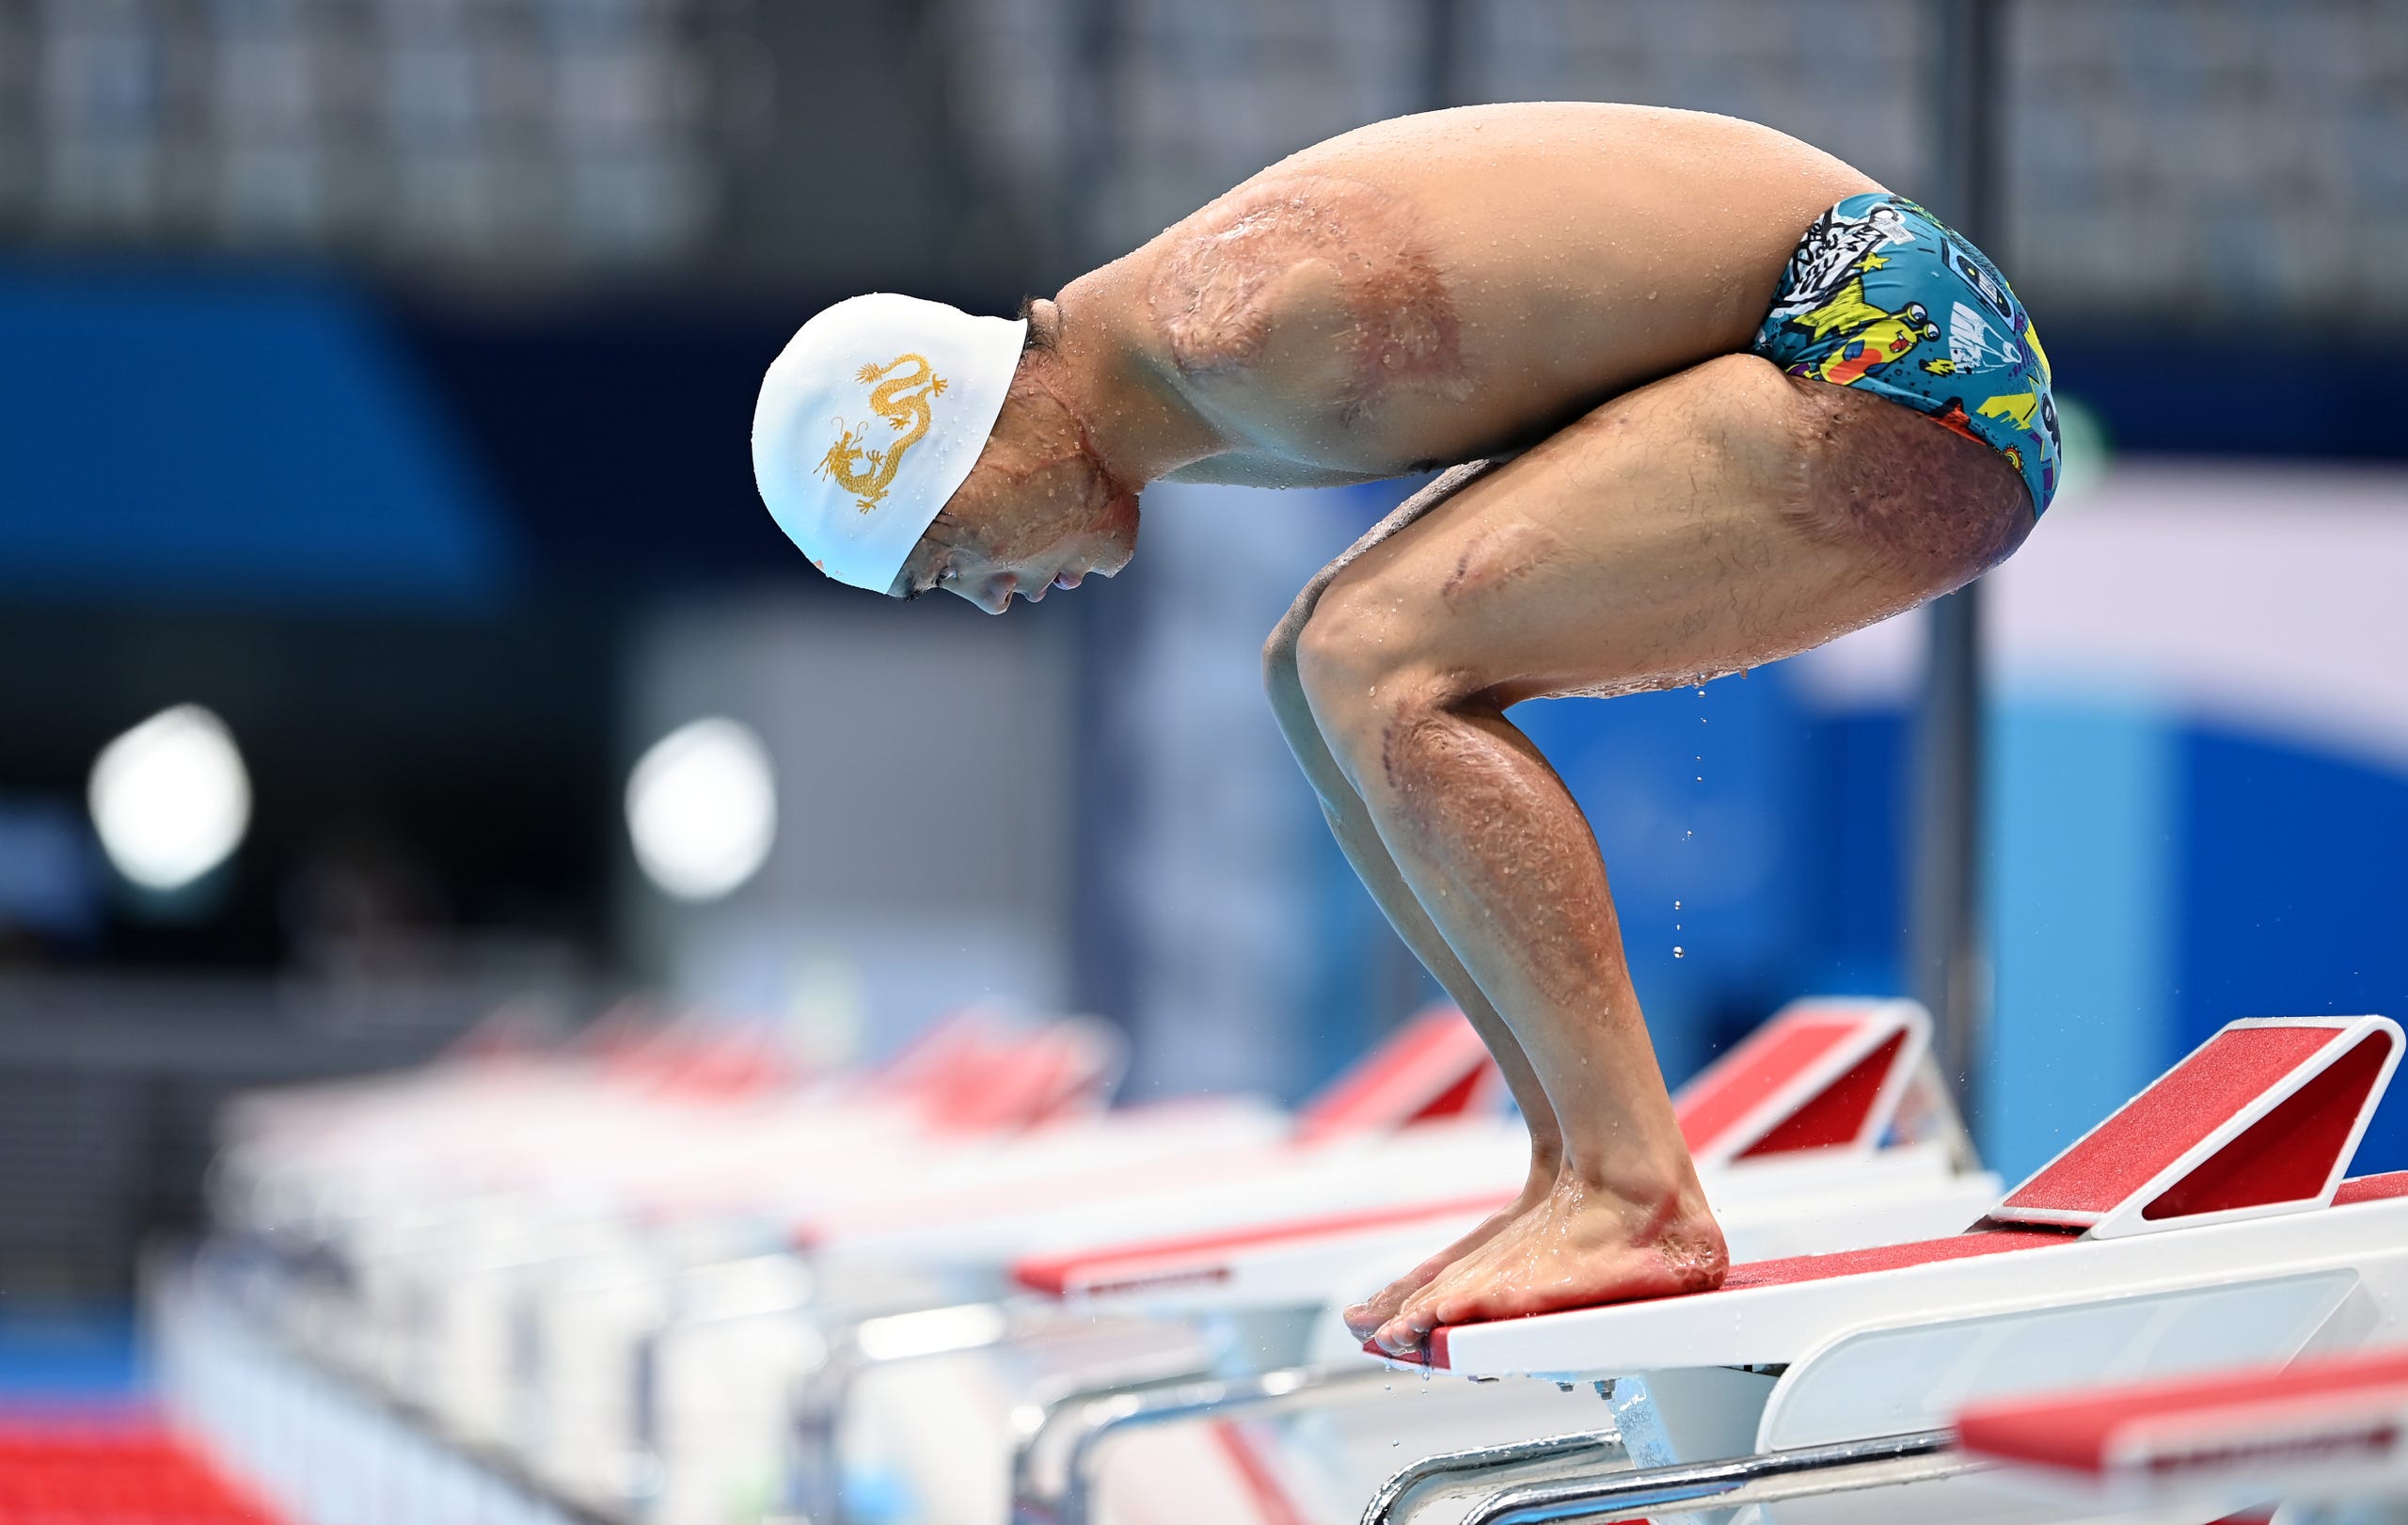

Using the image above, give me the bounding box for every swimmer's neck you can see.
[1030,280,1225,492]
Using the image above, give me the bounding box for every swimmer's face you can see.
[887,358,1139,613]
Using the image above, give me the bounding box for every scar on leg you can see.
[1375,700,1624,1012]
[1782,377,2034,582]
[1438,520,1566,611]
[1146,174,1466,415]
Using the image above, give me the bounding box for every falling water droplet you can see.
[1673,945,1687,959]
[1672,899,1682,911]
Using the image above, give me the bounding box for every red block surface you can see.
[1297,1007,1493,1139]
[1736,1031,1909,1158]
[1015,1190,1511,1296]
[2144,1029,2395,1220]
[2337,1170,2408,1205]
[1384,1227,2079,1368]
[2004,1025,2341,1218]
[1676,1017,1861,1154]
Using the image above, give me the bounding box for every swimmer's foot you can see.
[1370,1168,1727,1358]
[1340,1166,1557,1342]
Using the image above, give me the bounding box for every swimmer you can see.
[752,103,2059,1356]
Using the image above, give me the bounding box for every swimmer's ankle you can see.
[1555,1140,1703,1209]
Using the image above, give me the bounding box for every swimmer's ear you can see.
[1016,296,1061,352]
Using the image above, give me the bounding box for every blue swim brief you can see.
[1751,192,2059,516]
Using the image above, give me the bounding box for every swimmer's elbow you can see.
[1262,620,1303,701]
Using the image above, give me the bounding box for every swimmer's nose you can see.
[971,575,1015,614]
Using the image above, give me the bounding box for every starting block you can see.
[991,1002,1998,1525]
[1384,1014,2406,1525]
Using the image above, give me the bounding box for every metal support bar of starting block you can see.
[1359,1427,1626,1525]
[1444,1428,1973,1525]
[797,1297,1218,1525]
[1016,1363,1397,1525]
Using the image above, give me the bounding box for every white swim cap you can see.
[752,294,1029,592]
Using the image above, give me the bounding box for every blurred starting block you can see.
[1960,1343,2408,1517]
[1376,1014,2406,1525]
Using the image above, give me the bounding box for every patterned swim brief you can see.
[1751,192,2059,515]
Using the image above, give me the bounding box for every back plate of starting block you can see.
[1994,1015,2401,1239]
[1675,998,1931,1168]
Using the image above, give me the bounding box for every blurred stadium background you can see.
[0,0,2403,1390]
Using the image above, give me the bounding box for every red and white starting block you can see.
[1379,1014,2406,1525]
[995,1000,2004,1525]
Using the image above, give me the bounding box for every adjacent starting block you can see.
[1675,997,1932,1166]
[1959,1343,2408,1506]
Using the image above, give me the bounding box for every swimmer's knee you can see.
[1300,576,1406,732]
[1295,582,1468,773]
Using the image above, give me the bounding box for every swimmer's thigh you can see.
[1298,353,2034,713]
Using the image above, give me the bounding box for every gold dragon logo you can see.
[818,353,948,513]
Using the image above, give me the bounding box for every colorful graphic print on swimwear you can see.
[1752,193,2061,515]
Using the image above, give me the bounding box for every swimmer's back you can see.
[1084,103,1880,483]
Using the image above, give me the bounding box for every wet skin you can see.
[890,103,2035,1348]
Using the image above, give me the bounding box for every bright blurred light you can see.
[88,705,252,892]
[626,717,777,901]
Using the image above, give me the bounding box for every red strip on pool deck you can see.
[0,1421,286,1523]
[1015,1190,1513,1296]
[1736,1030,1909,1158]
[1957,1347,2408,1475]
[2144,1028,2396,1220]
[1210,1422,1314,1525]
[2004,1025,2342,1218]
[1676,1017,1861,1153]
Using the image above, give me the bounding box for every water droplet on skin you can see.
[1673,946,1686,959]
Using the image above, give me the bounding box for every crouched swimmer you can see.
[751,103,2057,1356]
